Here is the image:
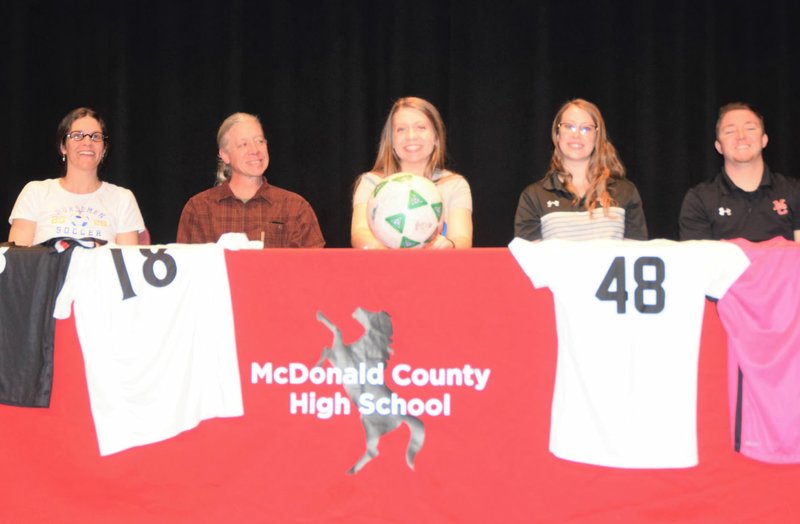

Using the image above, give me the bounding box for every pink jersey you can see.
[717,237,800,463]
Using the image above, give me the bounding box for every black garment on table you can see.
[0,244,75,407]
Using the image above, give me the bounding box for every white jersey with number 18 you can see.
[509,238,749,469]
[54,244,243,456]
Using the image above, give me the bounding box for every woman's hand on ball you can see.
[426,235,455,249]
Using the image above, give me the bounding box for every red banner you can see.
[1,248,798,522]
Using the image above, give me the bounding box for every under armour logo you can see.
[718,207,732,216]
[0,247,7,275]
[773,199,789,216]
[547,201,560,208]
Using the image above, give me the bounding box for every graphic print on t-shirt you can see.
[51,206,108,240]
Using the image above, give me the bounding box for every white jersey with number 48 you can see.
[509,238,749,469]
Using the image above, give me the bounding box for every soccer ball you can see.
[367,173,444,249]
[71,215,89,228]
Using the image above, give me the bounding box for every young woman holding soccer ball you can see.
[351,97,473,249]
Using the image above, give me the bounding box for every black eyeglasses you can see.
[65,131,107,143]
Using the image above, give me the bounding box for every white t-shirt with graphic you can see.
[9,178,144,245]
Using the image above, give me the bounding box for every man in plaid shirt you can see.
[177,112,325,247]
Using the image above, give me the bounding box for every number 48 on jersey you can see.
[595,256,665,314]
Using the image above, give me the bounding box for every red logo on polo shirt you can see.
[772,199,789,216]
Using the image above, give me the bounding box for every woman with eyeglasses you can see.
[514,98,647,241]
[351,96,473,249]
[8,107,145,246]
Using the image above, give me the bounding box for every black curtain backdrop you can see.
[2,1,798,246]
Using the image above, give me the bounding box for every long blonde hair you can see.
[548,98,625,213]
[371,97,447,178]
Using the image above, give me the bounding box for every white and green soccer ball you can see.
[367,173,444,249]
